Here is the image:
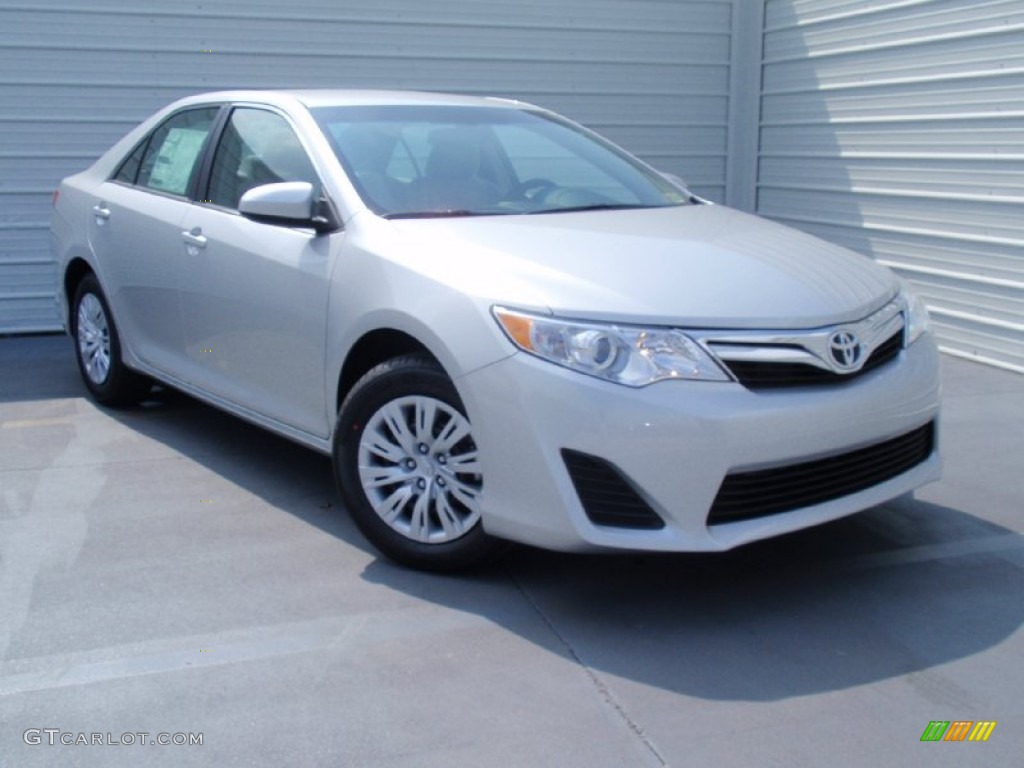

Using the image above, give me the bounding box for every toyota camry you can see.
[51,90,941,570]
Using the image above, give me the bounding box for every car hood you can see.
[384,203,898,329]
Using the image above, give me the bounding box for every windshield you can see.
[311,104,691,218]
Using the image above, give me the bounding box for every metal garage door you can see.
[0,0,736,333]
[758,0,1024,372]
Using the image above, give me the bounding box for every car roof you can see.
[170,89,534,111]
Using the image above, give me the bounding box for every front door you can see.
[177,107,338,438]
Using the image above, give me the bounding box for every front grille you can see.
[562,449,665,530]
[708,421,935,524]
[723,332,903,389]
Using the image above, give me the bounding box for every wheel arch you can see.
[63,257,95,329]
[335,328,443,414]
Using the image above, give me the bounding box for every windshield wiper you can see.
[383,209,505,220]
[383,203,670,219]
[526,203,663,215]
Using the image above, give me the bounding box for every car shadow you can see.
[115,383,366,547]
[363,500,1023,702]
[0,334,84,403]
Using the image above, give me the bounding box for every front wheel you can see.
[333,354,501,571]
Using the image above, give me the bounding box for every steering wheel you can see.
[517,177,558,201]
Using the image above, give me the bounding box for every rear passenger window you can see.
[136,107,219,196]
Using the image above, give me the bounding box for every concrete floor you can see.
[1,335,1021,767]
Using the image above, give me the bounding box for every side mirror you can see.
[239,181,314,222]
[238,182,338,231]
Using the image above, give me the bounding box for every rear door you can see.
[88,106,220,374]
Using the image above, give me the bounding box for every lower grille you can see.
[723,331,903,389]
[562,449,665,530]
[709,421,935,524]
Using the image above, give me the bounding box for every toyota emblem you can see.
[828,330,862,371]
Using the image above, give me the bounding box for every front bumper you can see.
[456,334,941,552]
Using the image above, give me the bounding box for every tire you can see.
[334,354,500,571]
[71,273,150,406]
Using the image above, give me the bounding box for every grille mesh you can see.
[722,332,903,389]
[561,450,665,530]
[709,421,935,524]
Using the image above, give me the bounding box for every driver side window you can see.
[206,108,319,210]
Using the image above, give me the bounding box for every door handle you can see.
[182,228,207,249]
[92,203,111,220]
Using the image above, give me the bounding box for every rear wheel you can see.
[334,354,500,571]
[71,273,149,405]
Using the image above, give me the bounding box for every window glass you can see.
[136,107,218,196]
[492,124,638,204]
[113,140,148,184]
[207,108,318,209]
[312,105,687,217]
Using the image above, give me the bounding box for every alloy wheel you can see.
[357,395,482,544]
[77,292,111,385]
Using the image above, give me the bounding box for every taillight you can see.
[52,189,60,206]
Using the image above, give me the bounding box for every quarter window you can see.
[136,107,219,196]
[113,140,147,184]
[207,108,318,210]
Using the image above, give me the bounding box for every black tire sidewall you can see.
[71,274,143,406]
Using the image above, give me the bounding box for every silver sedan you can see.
[51,90,941,570]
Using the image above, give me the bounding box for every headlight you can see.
[900,283,931,346]
[493,307,731,386]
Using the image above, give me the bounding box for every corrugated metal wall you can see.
[0,0,735,333]
[5,0,1022,374]
[759,0,1024,373]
